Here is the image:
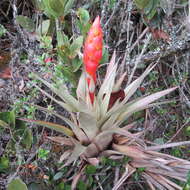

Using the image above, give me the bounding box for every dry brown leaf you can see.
[157,175,182,190]
[71,165,86,190]
[112,144,148,159]
[113,136,130,145]
[150,28,170,42]
[0,66,11,79]
[86,158,100,166]
[143,172,165,189]
[112,164,136,190]
[147,173,177,190]
[147,180,156,190]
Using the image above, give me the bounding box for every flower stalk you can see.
[83,16,103,103]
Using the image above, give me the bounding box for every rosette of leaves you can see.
[21,17,190,189]
[22,55,190,189]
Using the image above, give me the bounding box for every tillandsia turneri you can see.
[83,16,103,103]
[21,16,190,189]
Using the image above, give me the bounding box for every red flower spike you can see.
[83,16,103,103]
[44,57,52,63]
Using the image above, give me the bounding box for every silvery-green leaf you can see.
[98,52,117,99]
[116,101,172,126]
[109,94,148,118]
[98,96,124,127]
[101,112,120,130]
[78,112,98,141]
[118,87,177,122]
[34,84,74,112]
[64,143,86,166]
[112,72,127,92]
[92,130,114,151]
[102,64,155,122]
[93,97,101,121]
[124,64,155,102]
[98,52,118,116]
[33,74,79,111]
[76,71,86,101]
[20,118,74,137]
[105,51,116,79]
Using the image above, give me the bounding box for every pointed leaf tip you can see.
[93,16,100,26]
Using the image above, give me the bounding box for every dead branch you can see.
[130,36,190,66]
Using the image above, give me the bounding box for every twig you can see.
[113,167,120,186]
[127,34,151,85]
[95,175,104,190]
[129,27,149,52]
[103,0,122,29]
[129,37,190,66]
[112,165,136,190]
[146,140,190,151]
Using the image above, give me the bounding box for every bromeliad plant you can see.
[22,16,190,189]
